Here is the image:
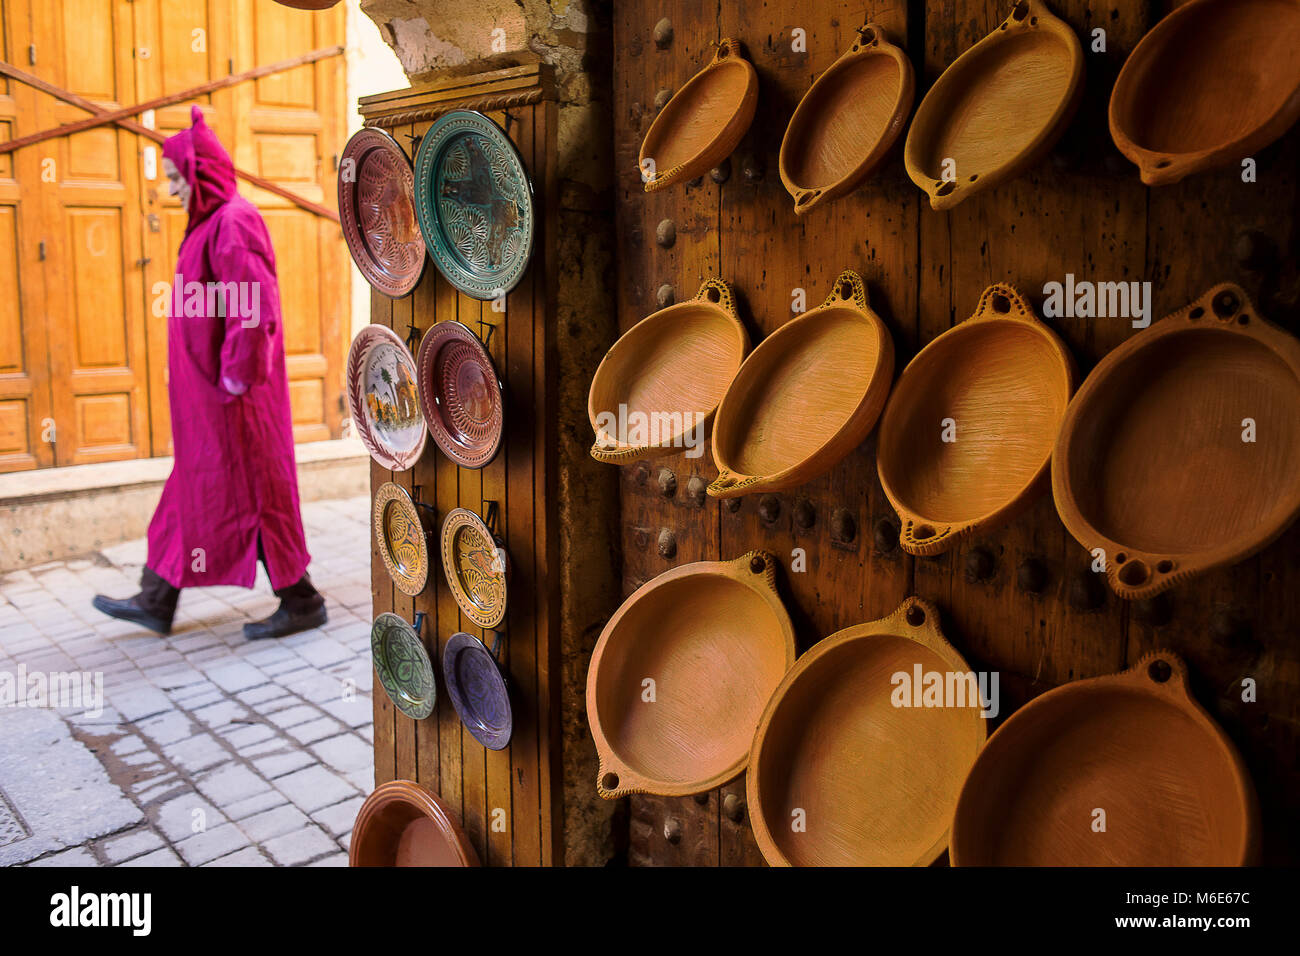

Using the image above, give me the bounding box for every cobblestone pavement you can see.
[0,496,374,867]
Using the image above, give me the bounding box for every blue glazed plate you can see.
[414,110,534,301]
[443,631,512,751]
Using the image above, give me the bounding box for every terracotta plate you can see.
[1053,284,1300,599]
[346,324,426,472]
[372,482,430,596]
[1110,0,1300,185]
[638,38,758,192]
[416,320,504,469]
[439,508,508,630]
[586,551,796,798]
[877,284,1074,554]
[350,781,480,867]
[779,24,915,214]
[588,278,748,464]
[338,128,426,298]
[748,598,985,867]
[709,271,894,498]
[414,110,533,300]
[443,632,512,751]
[904,0,1084,210]
[951,652,1259,866]
[370,612,435,721]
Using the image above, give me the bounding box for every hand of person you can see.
[221,375,248,396]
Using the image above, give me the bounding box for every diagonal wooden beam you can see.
[0,45,344,155]
[0,59,340,223]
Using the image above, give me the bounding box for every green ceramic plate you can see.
[371,612,436,720]
[414,110,534,300]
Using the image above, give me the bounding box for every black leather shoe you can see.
[243,602,328,641]
[92,594,174,635]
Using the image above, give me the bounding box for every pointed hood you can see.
[163,105,236,232]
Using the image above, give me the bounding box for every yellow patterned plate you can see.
[373,482,431,596]
[439,507,509,630]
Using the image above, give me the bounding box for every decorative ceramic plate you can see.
[443,632,513,751]
[638,38,758,192]
[416,320,504,469]
[904,0,1084,210]
[350,781,480,867]
[372,482,430,596]
[1110,0,1300,185]
[586,551,796,799]
[1052,283,1300,599]
[951,652,1259,866]
[779,24,915,214]
[414,110,533,300]
[709,271,894,498]
[346,324,426,471]
[338,128,426,298]
[439,508,508,630]
[370,612,436,720]
[877,284,1074,554]
[588,278,748,464]
[748,598,985,867]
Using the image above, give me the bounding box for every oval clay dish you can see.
[950,652,1259,866]
[779,24,915,214]
[416,320,505,469]
[708,271,894,499]
[877,284,1074,555]
[1053,283,1300,600]
[639,38,758,192]
[439,507,508,631]
[346,324,427,472]
[748,597,986,867]
[372,481,431,597]
[1110,0,1300,186]
[587,551,796,799]
[588,278,747,464]
[350,781,480,867]
[904,0,1084,210]
[338,128,426,298]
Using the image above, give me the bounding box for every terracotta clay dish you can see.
[951,651,1259,866]
[416,320,504,469]
[903,0,1084,210]
[439,507,508,630]
[372,481,432,596]
[709,271,894,499]
[338,128,426,298]
[346,324,426,472]
[588,278,747,464]
[1053,283,1300,600]
[877,284,1074,555]
[587,551,795,798]
[443,631,512,751]
[370,612,435,721]
[638,38,758,192]
[748,597,985,867]
[779,24,915,214]
[1110,0,1300,186]
[350,781,480,867]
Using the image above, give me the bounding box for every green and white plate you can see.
[371,612,436,720]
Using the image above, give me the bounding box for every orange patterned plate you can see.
[372,481,432,596]
[439,507,508,630]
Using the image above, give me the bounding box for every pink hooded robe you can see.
[147,106,311,590]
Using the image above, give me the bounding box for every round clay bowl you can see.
[588,278,747,464]
[350,781,480,867]
[372,481,430,596]
[877,284,1074,554]
[709,271,893,498]
[338,128,425,299]
[951,652,1259,866]
[1053,283,1300,599]
[443,632,513,751]
[639,38,758,192]
[779,24,915,214]
[748,598,985,867]
[587,551,796,798]
[1110,0,1300,186]
[904,0,1083,210]
[416,320,504,469]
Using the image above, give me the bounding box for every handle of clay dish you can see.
[792,188,824,214]
[969,283,1037,323]
[897,515,969,555]
[1107,548,1184,601]
[850,22,885,53]
[589,437,649,465]
[820,269,870,312]
[712,37,742,64]
[1123,649,1191,698]
[707,469,762,499]
[888,596,945,646]
[596,756,646,800]
[733,550,779,592]
[694,277,738,317]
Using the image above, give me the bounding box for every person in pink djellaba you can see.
[93,106,326,640]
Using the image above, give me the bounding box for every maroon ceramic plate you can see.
[339,128,426,299]
[416,321,504,469]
